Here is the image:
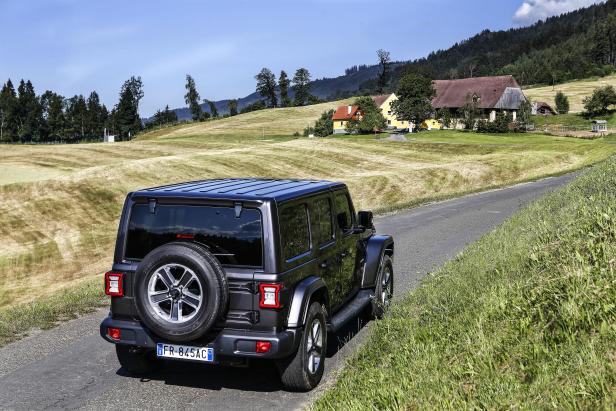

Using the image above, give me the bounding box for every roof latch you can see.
[234,202,243,218]
[148,198,157,214]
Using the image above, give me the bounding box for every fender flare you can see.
[286,276,329,328]
[361,235,394,289]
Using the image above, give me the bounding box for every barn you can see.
[432,75,527,126]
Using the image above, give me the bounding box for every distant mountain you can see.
[157,0,616,121]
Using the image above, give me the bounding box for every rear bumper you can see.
[100,315,300,360]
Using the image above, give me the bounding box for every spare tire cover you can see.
[134,242,228,342]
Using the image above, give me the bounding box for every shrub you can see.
[555,91,570,114]
[304,109,334,137]
[476,111,512,133]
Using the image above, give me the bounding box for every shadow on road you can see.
[114,314,370,392]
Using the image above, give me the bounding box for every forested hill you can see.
[161,0,616,120]
[188,0,616,119]
[393,0,616,86]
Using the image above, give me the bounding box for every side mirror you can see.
[358,210,374,229]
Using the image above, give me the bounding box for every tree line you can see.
[254,67,317,108]
[0,76,143,143]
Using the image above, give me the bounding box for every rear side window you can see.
[313,197,334,246]
[334,192,354,233]
[125,204,263,267]
[279,204,311,260]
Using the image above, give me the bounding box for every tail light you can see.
[105,272,124,297]
[256,341,271,353]
[259,283,282,309]
[107,327,121,341]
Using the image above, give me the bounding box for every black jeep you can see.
[100,178,394,391]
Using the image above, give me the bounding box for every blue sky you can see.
[0,0,603,116]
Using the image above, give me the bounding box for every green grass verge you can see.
[0,278,106,347]
[314,157,616,409]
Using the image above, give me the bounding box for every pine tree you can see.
[86,91,105,137]
[41,91,66,141]
[184,74,202,121]
[0,79,18,142]
[16,80,43,142]
[114,76,143,139]
[255,68,278,108]
[279,71,291,107]
[66,95,87,141]
[292,68,312,106]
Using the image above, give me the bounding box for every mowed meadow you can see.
[0,98,615,312]
[524,73,616,113]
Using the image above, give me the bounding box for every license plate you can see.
[156,343,214,363]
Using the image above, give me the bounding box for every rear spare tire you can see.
[134,242,228,342]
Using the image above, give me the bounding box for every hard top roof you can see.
[133,178,346,202]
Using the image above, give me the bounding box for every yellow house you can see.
[332,105,362,134]
[372,93,411,131]
[332,93,412,134]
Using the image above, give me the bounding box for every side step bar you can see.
[327,289,373,333]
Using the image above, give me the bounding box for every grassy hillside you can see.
[0,102,615,345]
[525,74,616,113]
[314,156,616,410]
[142,98,354,140]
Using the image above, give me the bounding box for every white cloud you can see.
[513,0,604,25]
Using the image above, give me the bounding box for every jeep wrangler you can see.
[100,178,394,391]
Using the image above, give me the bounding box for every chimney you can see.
[347,105,352,115]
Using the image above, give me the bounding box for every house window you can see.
[340,122,344,126]
[387,110,392,115]
[387,120,391,125]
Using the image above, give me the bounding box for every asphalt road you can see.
[0,172,579,411]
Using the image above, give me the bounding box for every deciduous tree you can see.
[390,72,435,129]
[376,49,391,94]
[228,99,238,116]
[205,99,218,118]
[346,96,386,134]
[583,85,616,116]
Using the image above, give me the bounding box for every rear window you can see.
[125,204,263,267]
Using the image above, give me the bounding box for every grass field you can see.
[532,112,616,128]
[1,99,615,345]
[525,74,616,113]
[314,156,616,410]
